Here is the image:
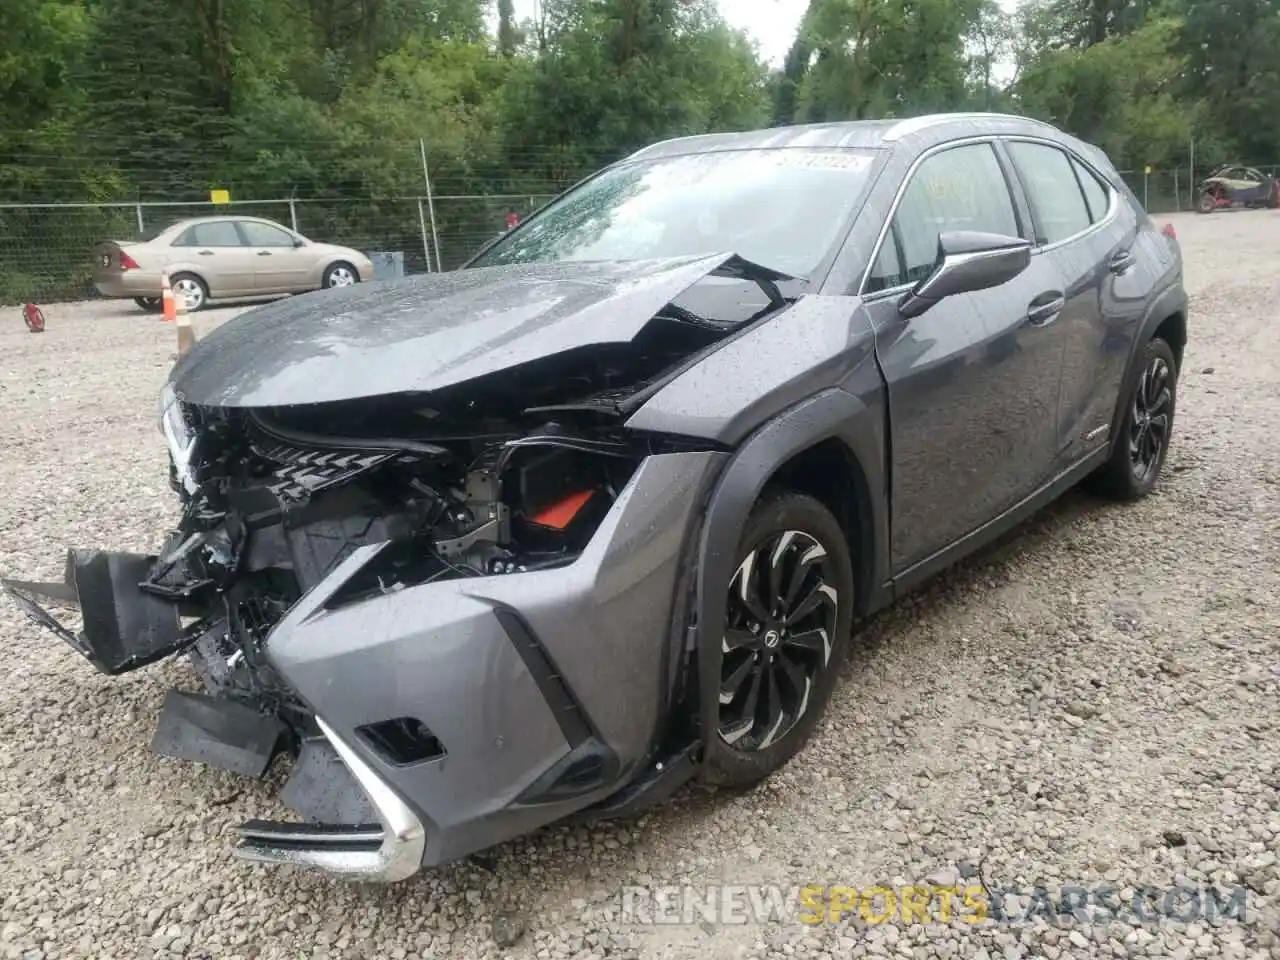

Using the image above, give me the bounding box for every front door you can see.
[860,140,1069,575]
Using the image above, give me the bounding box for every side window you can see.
[1007,141,1092,244]
[890,142,1020,288]
[173,221,243,247]
[865,233,905,293]
[240,221,296,247]
[1070,156,1112,223]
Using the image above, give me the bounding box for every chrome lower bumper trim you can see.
[231,716,426,881]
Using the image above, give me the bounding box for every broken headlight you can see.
[159,382,199,494]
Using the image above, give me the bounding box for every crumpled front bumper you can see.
[2,450,726,882]
[233,716,425,881]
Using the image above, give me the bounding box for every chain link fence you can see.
[1117,164,1280,214]
[4,161,1280,305]
[0,194,555,304]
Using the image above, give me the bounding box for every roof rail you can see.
[881,112,1060,142]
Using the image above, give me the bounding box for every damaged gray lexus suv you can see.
[3,113,1187,882]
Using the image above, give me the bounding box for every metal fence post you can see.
[420,139,442,272]
[1173,169,1180,212]
[417,198,432,273]
[289,198,298,233]
[135,203,144,234]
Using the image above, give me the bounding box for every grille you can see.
[252,441,396,501]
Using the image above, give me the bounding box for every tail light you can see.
[1160,223,1177,241]
[119,251,140,271]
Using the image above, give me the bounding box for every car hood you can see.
[169,253,759,408]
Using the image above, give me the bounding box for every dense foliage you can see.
[1,0,1276,299]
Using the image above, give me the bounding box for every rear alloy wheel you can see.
[171,273,208,312]
[323,262,358,289]
[703,491,854,787]
[1086,337,1177,501]
[1196,191,1218,214]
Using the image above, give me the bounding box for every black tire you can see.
[170,272,208,312]
[702,490,855,787]
[1086,337,1177,501]
[1196,191,1218,214]
[134,296,162,313]
[323,261,359,289]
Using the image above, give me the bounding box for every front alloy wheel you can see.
[718,530,837,751]
[703,491,854,786]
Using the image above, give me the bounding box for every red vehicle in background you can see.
[1196,165,1280,212]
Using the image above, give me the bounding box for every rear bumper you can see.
[94,271,161,298]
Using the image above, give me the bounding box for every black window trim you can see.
[858,136,1027,301]
[1001,135,1118,251]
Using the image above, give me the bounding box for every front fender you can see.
[689,387,887,755]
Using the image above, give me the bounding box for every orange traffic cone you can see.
[161,272,176,323]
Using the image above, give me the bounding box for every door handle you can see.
[198,250,214,256]
[257,250,273,256]
[1108,250,1134,274]
[1027,292,1065,326]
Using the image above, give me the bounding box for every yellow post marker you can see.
[210,188,231,205]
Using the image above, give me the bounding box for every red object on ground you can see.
[23,303,45,333]
[1160,223,1177,240]
[505,212,520,231]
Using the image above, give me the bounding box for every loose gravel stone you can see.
[2,211,1278,959]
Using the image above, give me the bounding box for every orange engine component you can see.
[530,490,595,530]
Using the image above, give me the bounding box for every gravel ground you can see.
[2,211,1279,960]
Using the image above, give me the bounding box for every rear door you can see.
[238,220,315,293]
[861,139,1069,575]
[170,220,256,295]
[1002,139,1139,467]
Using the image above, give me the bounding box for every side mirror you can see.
[293,237,306,248]
[898,231,1032,320]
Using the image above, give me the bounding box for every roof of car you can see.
[627,113,1064,162]
[165,215,282,228]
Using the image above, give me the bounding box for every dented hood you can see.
[169,253,747,408]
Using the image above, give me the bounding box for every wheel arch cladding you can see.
[690,388,888,756]
[762,437,876,614]
[1106,285,1187,449]
[1153,310,1186,373]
